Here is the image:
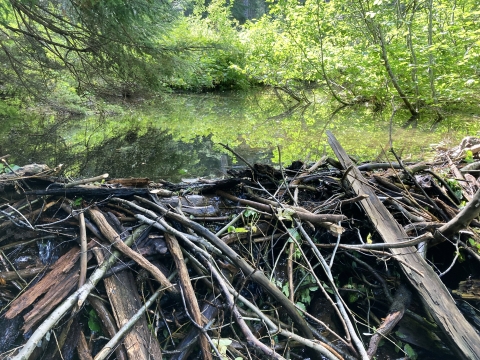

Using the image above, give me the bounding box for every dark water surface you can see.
[2,90,479,182]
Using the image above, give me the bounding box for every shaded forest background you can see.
[0,0,479,119]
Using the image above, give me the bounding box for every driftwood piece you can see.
[327,130,480,360]
[164,233,212,360]
[0,164,52,181]
[77,331,94,360]
[171,296,221,360]
[93,248,163,360]
[432,189,480,247]
[107,178,150,187]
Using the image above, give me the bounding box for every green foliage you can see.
[343,277,364,304]
[295,271,319,309]
[238,0,480,109]
[0,0,249,111]
[72,198,83,207]
[446,178,463,200]
[0,163,19,174]
[211,338,233,359]
[464,150,474,163]
[228,226,249,233]
[468,238,480,253]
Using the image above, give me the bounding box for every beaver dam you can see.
[1,131,480,360]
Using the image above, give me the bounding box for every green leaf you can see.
[277,208,295,221]
[465,150,474,163]
[348,292,360,303]
[404,344,417,360]
[72,197,83,207]
[88,309,102,333]
[296,302,306,312]
[287,228,301,241]
[282,282,290,297]
[212,338,232,358]
[244,208,258,218]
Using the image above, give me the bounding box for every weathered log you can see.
[327,130,480,360]
[26,187,150,197]
[5,246,85,332]
[92,247,163,360]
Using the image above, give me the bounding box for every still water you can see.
[1,90,479,182]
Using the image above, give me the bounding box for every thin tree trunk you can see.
[427,0,437,103]
[406,0,419,112]
[377,25,418,118]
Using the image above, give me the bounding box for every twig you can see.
[164,233,211,360]
[78,212,87,288]
[204,258,287,360]
[438,240,459,278]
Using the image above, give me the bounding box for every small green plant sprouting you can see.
[468,238,480,253]
[228,208,260,233]
[446,178,463,200]
[72,197,83,207]
[464,150,474,163]
[293,271,319,311]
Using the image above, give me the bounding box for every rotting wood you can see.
[327,130,480,360]
[77,331,94,360]
[8,226,150,360]
[5,246,86,329]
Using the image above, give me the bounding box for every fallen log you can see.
[327,130,480,360]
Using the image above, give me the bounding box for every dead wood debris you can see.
[0,135,480,360]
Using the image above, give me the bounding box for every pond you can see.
[1,89,479,182]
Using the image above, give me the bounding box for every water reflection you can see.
[1,89,479,181]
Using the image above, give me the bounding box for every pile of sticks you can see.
[1,131,480,360]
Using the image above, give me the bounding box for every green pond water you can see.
[1,89,479,182]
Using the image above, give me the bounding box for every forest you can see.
[0,0,479,117]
